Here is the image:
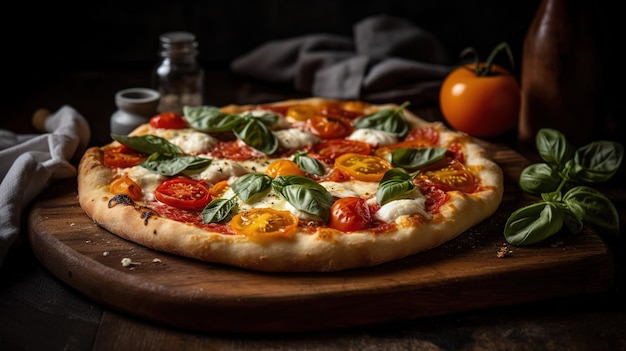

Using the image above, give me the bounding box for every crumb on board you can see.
[121,257,141,267]
[103,251,109,256]
[496,244,512,258]
[152,258,162,263]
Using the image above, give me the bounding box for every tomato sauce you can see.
[150,202,235,234]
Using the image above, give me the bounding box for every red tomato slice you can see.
[308,115,353,139]
[313,139,371,164]
[103,144,147,169]
[403,126,440,146]
[149,112,188,129]
[208,141,262,160]
[154,178,211,211]
[329,197,372,232]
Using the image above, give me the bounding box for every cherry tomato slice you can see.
[149,112,188,129]
[418,157,477,193]
[110,174,143,201]
[285,104,317,121]
[265,159,305,178]
[313,139,371,164]
[403,126,440,146]
[308,115,353,139]
[103,144,147,168]
[230,208,298,240]
[335,153,392,182]
[329,197,372,232]
[154,178,211,211]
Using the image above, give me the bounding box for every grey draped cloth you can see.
[231,15,451,105]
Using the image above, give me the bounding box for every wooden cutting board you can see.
[27,143,613,334]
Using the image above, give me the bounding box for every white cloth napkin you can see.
[231,14,452,105]
[0,105,90,267]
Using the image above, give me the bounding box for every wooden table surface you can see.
[2,67,625,350]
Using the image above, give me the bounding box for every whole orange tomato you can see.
[439,43,521,138]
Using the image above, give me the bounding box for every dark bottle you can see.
[518,0,604,149]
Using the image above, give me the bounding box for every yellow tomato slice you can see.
[335,153,392,182]
[286,104,318,121]
[265,159,305,178]
[230,208,299,240]
[110,174,143,201]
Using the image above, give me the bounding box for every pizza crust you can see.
[77,98,503,272]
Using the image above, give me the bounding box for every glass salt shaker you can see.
[153,31,204,114]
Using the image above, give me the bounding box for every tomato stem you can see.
[461,42,515,77]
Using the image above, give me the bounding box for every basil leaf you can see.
[376,168,415,205]
[249,112,279,127]
[294,151,325,176]
[535,128,575,169]
[353,101,410,137]
[202,198,238,224]
[272,175,333,221]
[183,106,245,132]
[390,147,447,170]
[572,141,624,183]
[562,207,584,234]
[231,173,272,203]
[563,186,620,235]
[519,163,561,195]
[112,134,182,156]
[234,118,278,155]
[504,202,565,245]
[141,153,211,176]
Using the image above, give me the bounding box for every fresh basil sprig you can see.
[504,128,623,245]
[390,147,447,170]
[183,105,279,155]
[231,173,273,203]
[141,153,212,176]
[202,173,334,223]
[112,134,182,156]
[272,175,334,222]
[293,151,325,176]
[112,134,211,176]
[201,198,239,224]
[376,147,449,205]
[353,101,410,137]
[376,168,417,205]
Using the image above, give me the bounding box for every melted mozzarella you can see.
[374,196,431,223]
[154,128,218,154]
[124,166,166,202]
[274,128,319,150]
[194,159,250,184]
[347,128,398,147]
[320,181,378,199]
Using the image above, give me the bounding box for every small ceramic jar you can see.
[110,88,160,135]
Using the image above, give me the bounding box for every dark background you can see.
[2,0,623,145]
[12,1,540,68]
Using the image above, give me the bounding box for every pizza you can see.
[77,97,504,272]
